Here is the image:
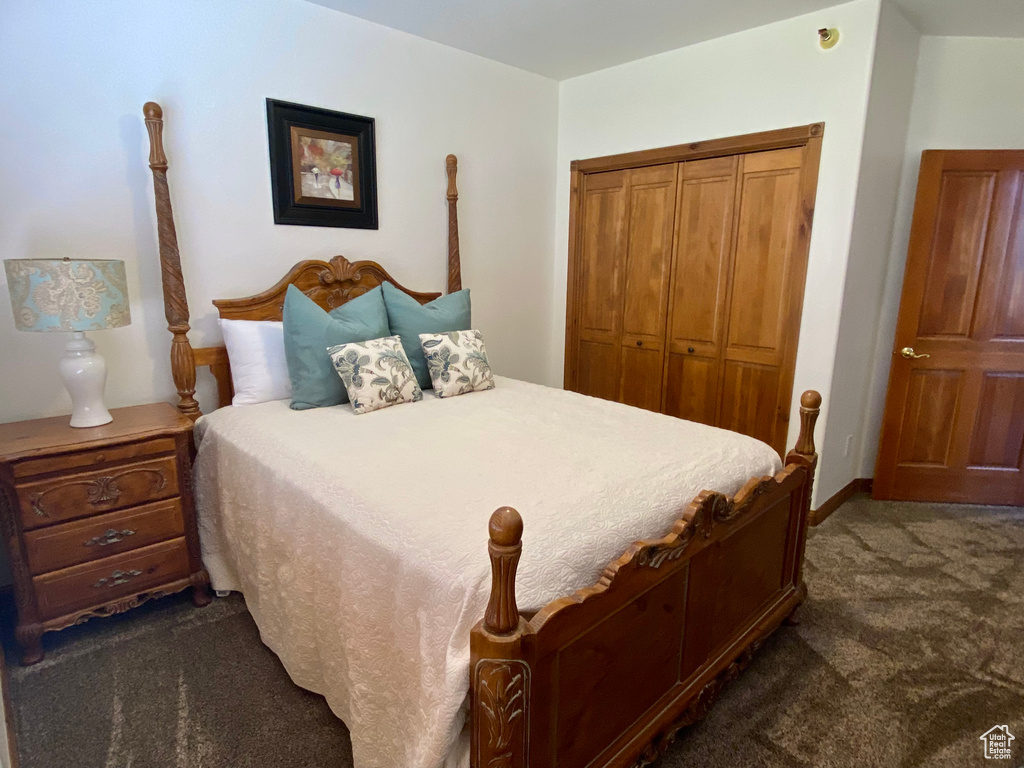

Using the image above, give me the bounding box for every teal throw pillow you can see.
[283,284,390,409]
[381,281,471,390]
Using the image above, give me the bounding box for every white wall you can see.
[551,0,882,503]
[0,0,558,425]
[861,36,1024,476]
[819,1,919,496]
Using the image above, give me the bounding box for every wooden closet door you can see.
[718,147,806,454]
[663,157,739,425]
[619,164,678,410]
[573,170,629,401]
[566,126,822,444]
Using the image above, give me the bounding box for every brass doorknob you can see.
[900,346,930,359]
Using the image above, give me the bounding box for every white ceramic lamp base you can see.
[60,331,112,428]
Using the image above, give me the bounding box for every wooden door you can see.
[573,170,629,401]
[618,164,677,410]
[663,156,739,425]
[875,150,1024,504]
[718,147,809,455]
[566,125,822,452]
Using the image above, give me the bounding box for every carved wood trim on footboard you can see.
[470,391,820,768]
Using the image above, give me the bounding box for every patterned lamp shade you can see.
[4,258,131,332]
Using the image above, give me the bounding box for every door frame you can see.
[564,124,824,448]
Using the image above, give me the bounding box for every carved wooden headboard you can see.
[143,101,463,418]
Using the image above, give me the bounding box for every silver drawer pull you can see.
[84,529,136,547]
[92,569,143,588]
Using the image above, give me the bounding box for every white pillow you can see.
[219,319,292,406]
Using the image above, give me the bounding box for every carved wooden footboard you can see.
[471,391,821,768]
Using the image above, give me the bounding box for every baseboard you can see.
[811,478,873,526]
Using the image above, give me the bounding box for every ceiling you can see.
[305,0,1024,80]
[895,0,1024,38]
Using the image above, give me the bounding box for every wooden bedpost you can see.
[786,388,821,511]
[446,154,462,294]
[144,102,200,421]
[786,389,820,596]
[472,507,531,768]
[786,390,821,468]
[484,506,522,634]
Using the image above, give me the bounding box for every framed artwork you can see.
[266,99,378,229]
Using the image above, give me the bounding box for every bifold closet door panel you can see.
[619,163,678,411]
[576,342,620,402]
[718,361,782,445]
[574,170,629,401]
[663,353,719,425]
[718,147,804,454]
[663,156,739,425]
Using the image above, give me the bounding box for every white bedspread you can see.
[193,377,781,768]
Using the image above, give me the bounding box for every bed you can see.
[143,102,821,768]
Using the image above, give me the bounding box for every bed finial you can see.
[484,506,522,635]
[144,101,201,421]
[787,387,821,492]
[445,154,462,294]
[143,102,166,167]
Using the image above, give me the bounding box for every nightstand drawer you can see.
[17,456,179,530]
[23,498,185,575]
[33,538,190,620]
[11,437,177,479]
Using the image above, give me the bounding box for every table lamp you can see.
[5,258,131,428]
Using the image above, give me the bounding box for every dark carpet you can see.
[3,495,1023,768]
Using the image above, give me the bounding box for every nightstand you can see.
[0,403,210,664]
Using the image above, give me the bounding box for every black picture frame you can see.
[266,99,378,229]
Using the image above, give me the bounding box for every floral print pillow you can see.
[327,335,422,414]
[418,330,496,398]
